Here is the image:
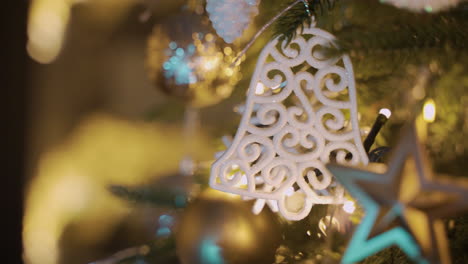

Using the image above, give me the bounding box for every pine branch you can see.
[273,0,339,43]
[267,0,468,64]
[109,185,187,208]
[335,14,468,54]
[318,1,468,87]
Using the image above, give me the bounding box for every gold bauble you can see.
[175,190,281,264]
[146,12,240,108]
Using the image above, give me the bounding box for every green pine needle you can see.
[273,0,339,43]
[109,185,187,208]
[335,14,468,54]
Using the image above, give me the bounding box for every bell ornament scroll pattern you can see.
[210,23,368,220]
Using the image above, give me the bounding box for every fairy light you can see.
[423,99,436,123]
[379,108,392,118]
[363,108,391,153]
[343,200,356,214]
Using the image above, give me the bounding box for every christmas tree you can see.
[22,0,468,264]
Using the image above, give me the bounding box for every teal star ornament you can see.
[326,124,468,264]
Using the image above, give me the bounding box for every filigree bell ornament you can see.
[210,21,368,221]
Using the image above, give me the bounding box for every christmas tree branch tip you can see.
[273,0,339,43]
[108,185,187,208]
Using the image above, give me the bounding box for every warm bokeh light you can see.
[423,99,436,123]
[27,0,71,63]
[27,0,136,63]
[318,215,341,237]
[201,56,221,71]
[23,115,214,264]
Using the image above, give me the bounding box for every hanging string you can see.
[230,0,306,67]
[89,245,150,264]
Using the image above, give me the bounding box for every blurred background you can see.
[4,0,468,263]
[21,1,244,263]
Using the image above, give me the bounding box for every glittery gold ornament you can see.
[175,189,281,264]
[146,11,241,108]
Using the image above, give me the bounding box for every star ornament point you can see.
[327,125,468,264]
